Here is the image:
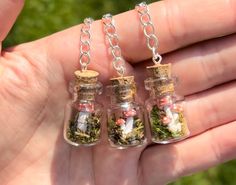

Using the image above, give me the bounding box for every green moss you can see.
[150,105,185,141]
[108,115,145,147]
[150,105,172,140]
[67,112,101,145]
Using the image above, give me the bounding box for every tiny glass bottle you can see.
[145,64,190,144]
[64,70,103,146]
[107,76,146,148]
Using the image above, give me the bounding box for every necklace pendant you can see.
[63,70,103,146]
[107,76,147,149]
[145,64,190,144]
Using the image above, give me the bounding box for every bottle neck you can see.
[108,84,136,105]
[73,89,97,102]
[77,92,96,101]
[149,89,175,99]
[110,95,135,105]
[145,77,175,99]
[72,81,102,102]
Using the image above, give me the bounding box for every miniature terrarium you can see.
[107,76,146,148]
[145,64,190,144]
[63,70,103,146]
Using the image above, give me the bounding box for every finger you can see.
[139,81,236,143]
[117,0,236,62]
[0,0,24,43]
[171,34,236,95]
[185,81,236,136]
[134,33,236,97]
[141,121,236,185]
[39,24,134,83]
[25,0,236,82]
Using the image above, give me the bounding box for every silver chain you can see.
[79,17,94,71]
[102,13,125,76]
[135,2,162,64]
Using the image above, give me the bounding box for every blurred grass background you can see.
[3,0,236,184]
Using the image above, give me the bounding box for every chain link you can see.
[79,17,94,71]
[135,2,162,64]
[102,13,125,76]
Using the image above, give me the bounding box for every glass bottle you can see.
[107,76,146,149]
[63,70,103,146]
[145,64,190,144]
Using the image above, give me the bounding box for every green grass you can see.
[4,0,236,184]
[4,0,157,47]
[169,160,236,185]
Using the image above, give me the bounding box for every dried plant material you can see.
[150,104,188,142]
[108,113,145,147]
[66,112,101,145]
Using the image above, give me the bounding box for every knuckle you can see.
[163,0,188,45]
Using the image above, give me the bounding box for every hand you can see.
[0,0,235,185]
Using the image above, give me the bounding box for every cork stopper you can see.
[153,83,175,95]
[74,70,99,84]
[73,70,102,101]
[146,64,171,79]
[145,64,175,96]
[108,76,136,103]
[110,76,135,86]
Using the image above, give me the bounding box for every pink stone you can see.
[116,118,125,126]
[124,109,137,117]
[162,116,171,125]
[160,96,172,106]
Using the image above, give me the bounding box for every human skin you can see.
[0,0,236,185]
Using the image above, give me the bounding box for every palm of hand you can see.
[1,1,236,185]
[0,40,148,185]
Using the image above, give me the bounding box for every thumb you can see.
[0,0,24,50]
